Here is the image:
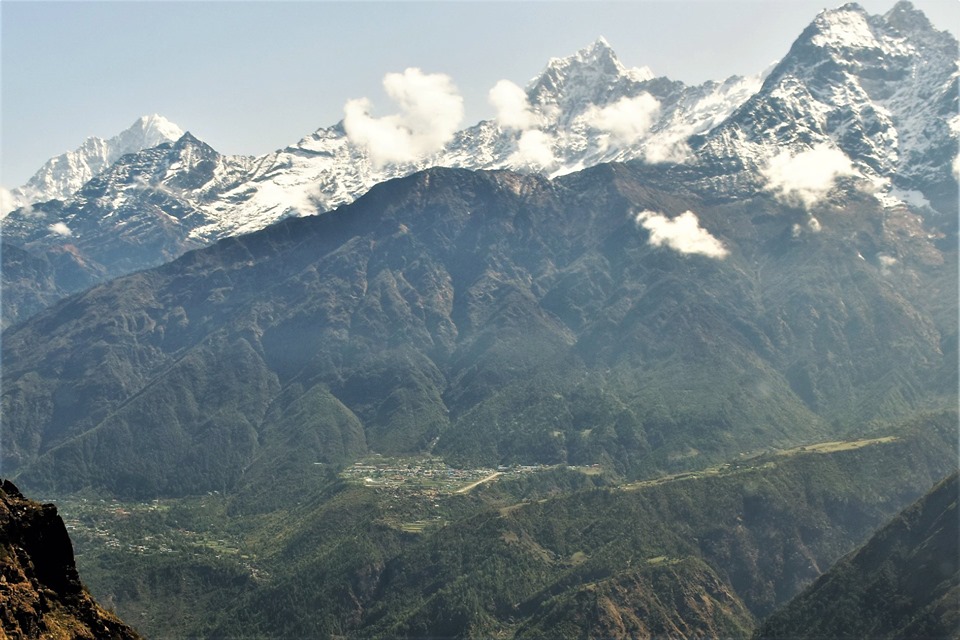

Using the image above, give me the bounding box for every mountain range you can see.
[2,1,956,329]
[4,154,956,498]
[2,114,184,212]
[3,1,956,498]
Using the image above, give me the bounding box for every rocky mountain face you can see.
[0,479,141,639]
[697,1,958,212]
[3,133,252,278]
[754,471,959,640]
[0,132,256,328]
[512,557,756,639]
[2,162,954,498]
[4,2,953,329]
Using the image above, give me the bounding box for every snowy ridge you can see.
[3,38,763,250]
[3,115,183,215]
[189,38,763,241]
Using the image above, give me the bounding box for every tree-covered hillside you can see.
[755,470,958,640]
[3,165,954,499]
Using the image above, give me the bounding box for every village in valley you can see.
[44,436,897,579]
[337,454,600,496]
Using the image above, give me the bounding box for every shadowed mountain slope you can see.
[754,471,959,640]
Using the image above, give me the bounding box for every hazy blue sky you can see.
[2,0,957,186]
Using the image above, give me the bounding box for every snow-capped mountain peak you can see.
[697,0,958,212]
[527,37,655,116]
[541,37,652,82]
[117,114,185,152]
[808,3,882,51]
[3,1,955,318]
[0,36,769,267]
[884,1,934,36]
[2,115,184,216]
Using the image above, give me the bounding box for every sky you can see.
[1,0,957,187]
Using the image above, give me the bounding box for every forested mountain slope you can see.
[755,471,959,640]
[62,413,957,638]
[3,164,954,498]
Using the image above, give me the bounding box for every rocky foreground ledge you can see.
[0,479,141,639]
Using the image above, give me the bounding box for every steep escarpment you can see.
[0,479,141,639]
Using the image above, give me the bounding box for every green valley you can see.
[48,411,956,638]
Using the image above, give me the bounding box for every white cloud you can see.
[344,68,464,166]
[634,209,728,258]
[489,79,540,130]
[643,125,694,164]
[48,222,72,237]
[761,143,855,209]
[584,93,660,149]
[0,187,44,219]
[952,154,959,181]
[507,130,557,170]
[0,187,17,218]
[790,215,822,237]
[22,202,42,219]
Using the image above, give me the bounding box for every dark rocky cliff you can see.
[0,479,141,639]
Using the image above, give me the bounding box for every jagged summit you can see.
[837,2,866,13]
[172,130,208,149]
[527,37,655,112]
[3,114,184,214]
[541,36,649,80]
[884,0,934,33]
[697,0,958,211]
[809,4,876,46]
[803,0,951,54]
[122,114,184,148]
